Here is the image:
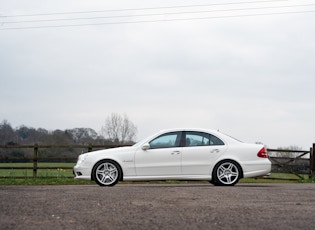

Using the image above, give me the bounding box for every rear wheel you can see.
[212,160,241,186]
[93,160,121,186]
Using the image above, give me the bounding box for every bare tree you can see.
[0,120,16,145]
[101,113,137,144]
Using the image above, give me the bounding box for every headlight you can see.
[76,153,88,165]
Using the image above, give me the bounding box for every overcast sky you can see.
[1,0,314,149]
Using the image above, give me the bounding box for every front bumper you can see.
[73,165,92,180]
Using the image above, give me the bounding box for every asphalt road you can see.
[1,183,315,230]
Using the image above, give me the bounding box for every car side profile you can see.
[73,128,271,186]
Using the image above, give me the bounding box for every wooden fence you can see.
[0,143,314,179]
[266,145,314,180]
[0,144,123,178]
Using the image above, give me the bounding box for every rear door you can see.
[181,131,227,175]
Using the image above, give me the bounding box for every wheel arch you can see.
[91,159,124,182]
[212,158,244,179]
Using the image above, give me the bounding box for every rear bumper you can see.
[242,160,271,178]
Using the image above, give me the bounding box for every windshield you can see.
[132,140,143,148]
[132,136,151,148]
[132,131,162,148]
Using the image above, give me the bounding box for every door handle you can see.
[171,151,181,155]
[211,149,220,153]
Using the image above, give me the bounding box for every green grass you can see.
[0,162,75,178]
[0,162,94,185]
[241,173,310,183]
[0,163,314,185]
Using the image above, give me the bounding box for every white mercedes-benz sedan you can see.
[73,128,271,186]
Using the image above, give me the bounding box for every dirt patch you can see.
[1,183,315,229]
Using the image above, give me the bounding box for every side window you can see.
[209,134,225,146]
[185,132,225,147]
[149,132,181,149]
[185,132,211,147]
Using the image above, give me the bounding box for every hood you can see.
[85,146,135,157]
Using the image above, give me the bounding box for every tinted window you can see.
[209,134,224,146]
[185,131,224,147]
[149,132,181,149]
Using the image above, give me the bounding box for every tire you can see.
[93,160,121,186]
[212,160,242,186]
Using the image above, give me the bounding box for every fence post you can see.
[88,143,93,152]
[310,143,315,178]
[33,144,38,178]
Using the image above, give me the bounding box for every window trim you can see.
[182,131,225,147]
[149,131,182,149]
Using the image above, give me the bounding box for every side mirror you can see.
[142,143,150,151]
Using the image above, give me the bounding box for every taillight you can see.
[257,147,268,158]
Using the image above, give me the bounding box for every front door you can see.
[135,131,182,176]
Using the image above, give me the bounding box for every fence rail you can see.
[0,143,314,179]
[267,145,315,178]
[0,144,125,178]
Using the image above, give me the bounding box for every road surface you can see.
[1,183,315,229]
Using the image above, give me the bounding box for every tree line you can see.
[0,114,305,162]
[0,113,137,162]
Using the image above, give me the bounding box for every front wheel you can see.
[212,160,241,186]
[93,160,121,186]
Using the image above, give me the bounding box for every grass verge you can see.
[1,176,314,186]
[1,162,314,185]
